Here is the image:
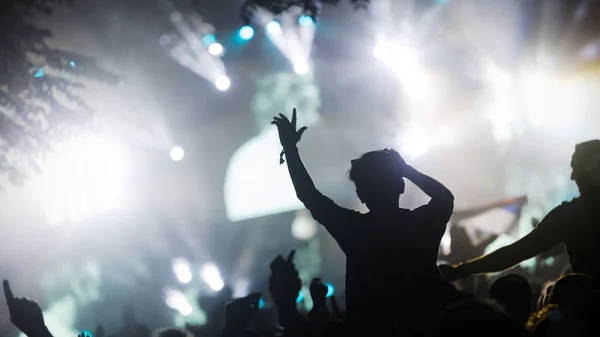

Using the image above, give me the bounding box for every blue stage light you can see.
[298,15,314,27]
[239,26,254,40]
[326,284,334,298]
[202,34,216,46]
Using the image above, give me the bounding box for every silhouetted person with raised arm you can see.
[272,109,455,330]
[441,140,600,281]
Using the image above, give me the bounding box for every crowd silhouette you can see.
[3,110,600,337]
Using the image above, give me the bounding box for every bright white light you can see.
[165,289,193,316]
[35,135,129,226]
[200,263,224,291]
[171,258,192,284]
[397,127,431,159]
[178,303,193,316]
[170,146,185,162]
[293,61,309,75]
[291,212,317,240]
[239,26,254,40]
[520,72,562,125]
[373,42,389,61]
[266,21,282,36]
[215,76,231,91]
[208,42,224,56]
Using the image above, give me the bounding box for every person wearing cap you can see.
[271,109,455,330]
[441,140,600,281]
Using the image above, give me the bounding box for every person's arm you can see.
[405,166,454,219]
[273,111,356,232]
[451,196,528,222]
[453,205,568,277]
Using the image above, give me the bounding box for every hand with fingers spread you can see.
[3,279,51,337]
[269,250,301,308]
[223,293,262,337]
[271,109,308,150]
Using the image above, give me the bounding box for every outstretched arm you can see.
[451,196,528,222]
[450,205,568,278]
[272,110,356,232]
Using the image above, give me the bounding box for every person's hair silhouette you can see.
[348,149,406,211]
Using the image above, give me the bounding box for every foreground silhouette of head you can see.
[348,149,406,210]
[571,140,600,197]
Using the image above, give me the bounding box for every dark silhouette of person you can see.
[489,274,532,327]
[441,140,600,280]
[272,109,455,329]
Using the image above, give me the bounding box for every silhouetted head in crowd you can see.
[348,149,405,211]
[490,274,532,327]
[571,140,600,198]
[546,273,596,308]
[153,328,194,337]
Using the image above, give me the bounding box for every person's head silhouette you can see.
[571,140,600,198]
[348,149,405,211]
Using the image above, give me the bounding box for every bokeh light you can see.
[208,42,224,57]
[325,283,334,298]
[170,146,185,161]
[266,21,282,36]
[293,61,309,75]
[202,34,216,46]
[215,76,231,91]
[200,263,224,291]
[171,258,192,284]
[298,15,314,27]
[239,26,254,40]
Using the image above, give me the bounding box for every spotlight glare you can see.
[373,43,389,61]
[298,15,314,26]
[208,42,224,56]
[200,263,225,291]
[215,76,231,91]
[239,26,255,40]
[266,21,282,36]
[293,61,309,75]
[170,146,185,162]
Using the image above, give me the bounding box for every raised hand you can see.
[309,278,328,304]
[4,279,50,337]
[269,250,301,308]
[271,109,308,150]
[223,293,262,337]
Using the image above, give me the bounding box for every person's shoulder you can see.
[557,198,584,211]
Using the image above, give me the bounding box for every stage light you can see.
[326,284,334,298]
[298,15,314,26]
[208,42,224,56]
[34,68,45,78]
[266,21,282,36]
[291,212,317,240]
[215,76,231,91]
[200,263,225,291]
[293,61,309,75]
[172,258,192,284]
[70,61,76,67]
[373,43,389,61]
[296,291,304,303]
[239,26,255,40]
[170,146,185,161]
[202,34,216,46]
[179,303,193,316]
[165,289,193,316]
[258,298,265,309]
